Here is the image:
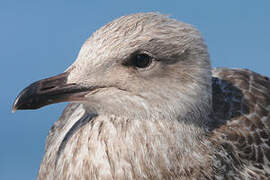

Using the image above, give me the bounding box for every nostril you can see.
[40,86,56,91]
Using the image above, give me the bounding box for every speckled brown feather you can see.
[211,68,270,179]
[28,13,270,179]
[38,68,270,180]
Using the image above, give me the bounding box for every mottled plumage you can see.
[211,68,270,179]
[13,13,270,179]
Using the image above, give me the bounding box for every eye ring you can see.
[133,53,152,68]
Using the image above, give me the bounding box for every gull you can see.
[13,12,270,179]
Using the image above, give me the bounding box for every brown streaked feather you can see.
[39,68,270,180]
[211,68,270,178]
[14,13,269,179]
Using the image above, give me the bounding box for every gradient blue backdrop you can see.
[1,0,270,179]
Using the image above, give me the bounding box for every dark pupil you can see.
[134,54,151,68]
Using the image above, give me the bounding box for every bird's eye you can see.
[133,53,152,68]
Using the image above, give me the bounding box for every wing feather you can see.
[211,68,270,177]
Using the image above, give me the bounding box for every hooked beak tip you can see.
[12,72,93,111]
[11,107,17,113]
[12,94,20,113]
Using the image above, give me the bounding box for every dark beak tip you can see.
[12,91,25,112]
[12,85,31,112]
[12,106,17,113]
[12,100,18,113]
[11,72,70,112]
[11,72,90,111]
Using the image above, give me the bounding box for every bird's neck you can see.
[40,107,213,179]
[87,113,213,178]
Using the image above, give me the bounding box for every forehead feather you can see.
[76,12,203,67]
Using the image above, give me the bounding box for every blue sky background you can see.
[1,0,270,179]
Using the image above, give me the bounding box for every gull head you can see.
[13,13,212,123]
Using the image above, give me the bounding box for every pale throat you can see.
[84,90,211,143]
[87,109,211,171]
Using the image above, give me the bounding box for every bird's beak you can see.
[12,72,92,112]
